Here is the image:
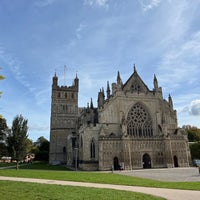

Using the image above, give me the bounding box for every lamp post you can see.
[74,147,78,171]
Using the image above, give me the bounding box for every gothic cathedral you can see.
[49,67,191,170]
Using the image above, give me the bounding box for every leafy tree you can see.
[34,136,49,161]
[7,115,28,169]
[25,138,35,154]
[184,126,200,142]
[0,67,5,119]
[190,142,200,159]
[0,118,9,157]
[0,118,7,140]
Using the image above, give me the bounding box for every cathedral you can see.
[49,66,191,170]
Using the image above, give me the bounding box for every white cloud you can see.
[0,46,50,107]
[157,31,200,92]
[0,46,25,85]
[189,100,200,116]
[76,23,86,40]
[29,124,50,132]
[139,0,162,11]
[84,0,109,8]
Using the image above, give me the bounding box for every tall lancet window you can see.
[90,139,95,159]
[127,103,153,137]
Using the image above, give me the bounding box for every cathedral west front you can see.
[49,66,191,170]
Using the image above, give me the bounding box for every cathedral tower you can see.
[49,73,79,165]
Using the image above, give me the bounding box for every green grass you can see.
[0,180,164,200]
[0,167,200,191]
[0,162,200,191]
[0,163,16,167]
[20,161,71,171]
[0,161,70,170]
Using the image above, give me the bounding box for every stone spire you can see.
[52,72,58,88]
[133,64,137,73]
[98,88,105,108]
[168,94,173,109]
[154,74,158,90]
[74,73,79,91]
[106,81,111,99]
[90,98,94,109]
[117,71,123,87]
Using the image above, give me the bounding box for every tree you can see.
[190,142,200,159]
[0,67,5,119]
[25,138,35,154]
[34,136,49,161]
[0,118,9,157]
[0,67,5,94]
[7,115,28,169]
[184,126,200,142]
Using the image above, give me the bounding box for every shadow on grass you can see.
[0,161,71,171]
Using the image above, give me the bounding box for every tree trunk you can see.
[16,161,19,170]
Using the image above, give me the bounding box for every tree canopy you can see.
[34,136,49,161]
[7,115,28,168]
[0,118,9,157]
[185,126,200,142]
[0,67,5,118]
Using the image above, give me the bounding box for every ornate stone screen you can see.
[127,103,153,137]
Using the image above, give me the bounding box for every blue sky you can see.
[0,0,200,142]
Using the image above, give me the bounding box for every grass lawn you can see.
[0,180,164,200]
[0,162,199,191]
[0,163,16,167]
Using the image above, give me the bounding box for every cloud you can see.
[138,0,162,11]
[0,46,23,80]
[178,98,200,116]
[34,0,56,7]
[76,23,86,40]
[84,0,109,8]
[0,45,50,107]
[29,124,50,132]
[157,31,200,92]
[189,100,200,116]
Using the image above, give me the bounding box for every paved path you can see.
[0,176,200,200]
[115,167,200,182]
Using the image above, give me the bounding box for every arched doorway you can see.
[113,157,119,170]
[173,155,179,167]
[143,153,151,169]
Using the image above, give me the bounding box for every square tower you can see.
[49,73,79,165]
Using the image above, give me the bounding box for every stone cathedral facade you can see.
[49,67,191,170]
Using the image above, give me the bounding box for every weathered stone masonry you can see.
[49,67,192,170]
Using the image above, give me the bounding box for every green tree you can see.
[184,126,200,142]
[25,138,35,153]
[190,142,200,159]
[0,118,9,157]
[0,67,5,119]
[7,115,28,169]
[34,136,49,161]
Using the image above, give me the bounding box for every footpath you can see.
[0,176,200,200]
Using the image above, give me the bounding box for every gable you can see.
[123,69,150,93]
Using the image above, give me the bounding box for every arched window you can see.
[90,139,95,159]
[127,103,153,137]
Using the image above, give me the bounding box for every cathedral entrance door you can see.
[143,153,151,169]
[173,155,179,167]
[113,157,119,170]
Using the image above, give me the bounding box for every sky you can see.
[0,0,200,142]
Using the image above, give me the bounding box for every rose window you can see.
[127,103,153,137]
